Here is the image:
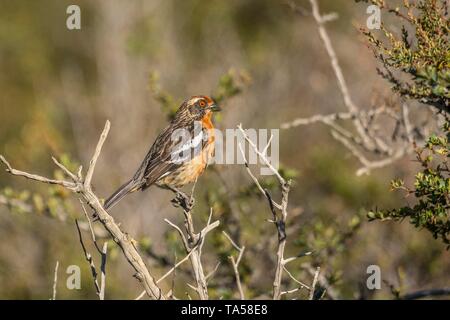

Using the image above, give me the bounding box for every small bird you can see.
[103,95,220,210]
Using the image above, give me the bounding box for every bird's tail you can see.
[104,179,139,210]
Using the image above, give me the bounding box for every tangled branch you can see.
[165,200,220,300]
[281,0,433,176]
[238,124,313,300]
[0,121,165,300]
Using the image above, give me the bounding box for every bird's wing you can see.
[136,120,204,189]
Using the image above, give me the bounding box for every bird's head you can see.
[176,95,220,122]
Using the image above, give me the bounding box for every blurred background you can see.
[0,0,448,299]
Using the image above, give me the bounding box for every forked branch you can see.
[0,121,165,300]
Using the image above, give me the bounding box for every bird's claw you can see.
[92,212,100,222]
[171,191,195,211]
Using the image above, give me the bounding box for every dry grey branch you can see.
[0,120,165,300]
[99,242,107,300]
[75,219,102,297]
[237,124,308,300]
[135,246,198,300]
[205,261,221,283]
[280,0,431,176]
[283,265,310,290]
[75,201,108,301]
[223,231,246,300]
[308,0,373,149]
[309,266,320,300]
[166,192,220,300]
[52,260,59,300]
[303,263,338,299]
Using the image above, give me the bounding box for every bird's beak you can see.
[209,104,221,112]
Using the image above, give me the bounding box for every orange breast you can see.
[157,116,215,188]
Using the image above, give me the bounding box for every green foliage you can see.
[149,69,251,120]
[212,69,252,105]
[358,0,450,248]
[368,122,450,247]
[358,0,449,111]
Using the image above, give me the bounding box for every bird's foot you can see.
[171,190,195,211]
[92,211,100,222]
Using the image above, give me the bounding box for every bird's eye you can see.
[199,100,206,107]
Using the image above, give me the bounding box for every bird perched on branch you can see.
[104,95,220,210]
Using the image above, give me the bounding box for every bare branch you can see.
[281,0,426,176]
[238,124,285,184]
[157,249,196,284]
[303,263,338,300]
[52,261,59,300]
[284,251,313,265]
[223,231,246,300]
[52,156,78,182]
[262,134,274,157]
[308,0,374,150]
[205,261,221,282]
[0,155,78,191]
[0,121,165,300]
[309,266,321,300]
[75,219,101,296]
[167,186,220,300]
[79,199,102,253]
[99,242,107,300]
[165,218,190,250]
[280,287,303,297]
[237,142,281,210]
[84,120,110,188]
[136,247,198,300]
[222,230,242,252]
[355,148,409,176]
[283,265,310,289]
[238,124,301,300]
[281,108,386,130]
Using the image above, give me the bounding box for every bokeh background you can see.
[0,0,448,299]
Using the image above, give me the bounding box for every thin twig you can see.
[205,261,221,283]
[52,261,59,300]
[283,265,310,289]
[309,266,321,300]
[238,124,297,300]
[135,247,198,300]
[52,156,78,182]
[79,199,102,253]
[237,143,281,210]
[308,0,374,150]
[223,231,246,300]
[0,156,78,191]
[75,219,101,296]
[99,242,107,300]
[280,0,424,176]
[165,192,220,300]
[303,263,338,300]
[0,121,165,300]
[84,122,109,188]
[281,108,386,130]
